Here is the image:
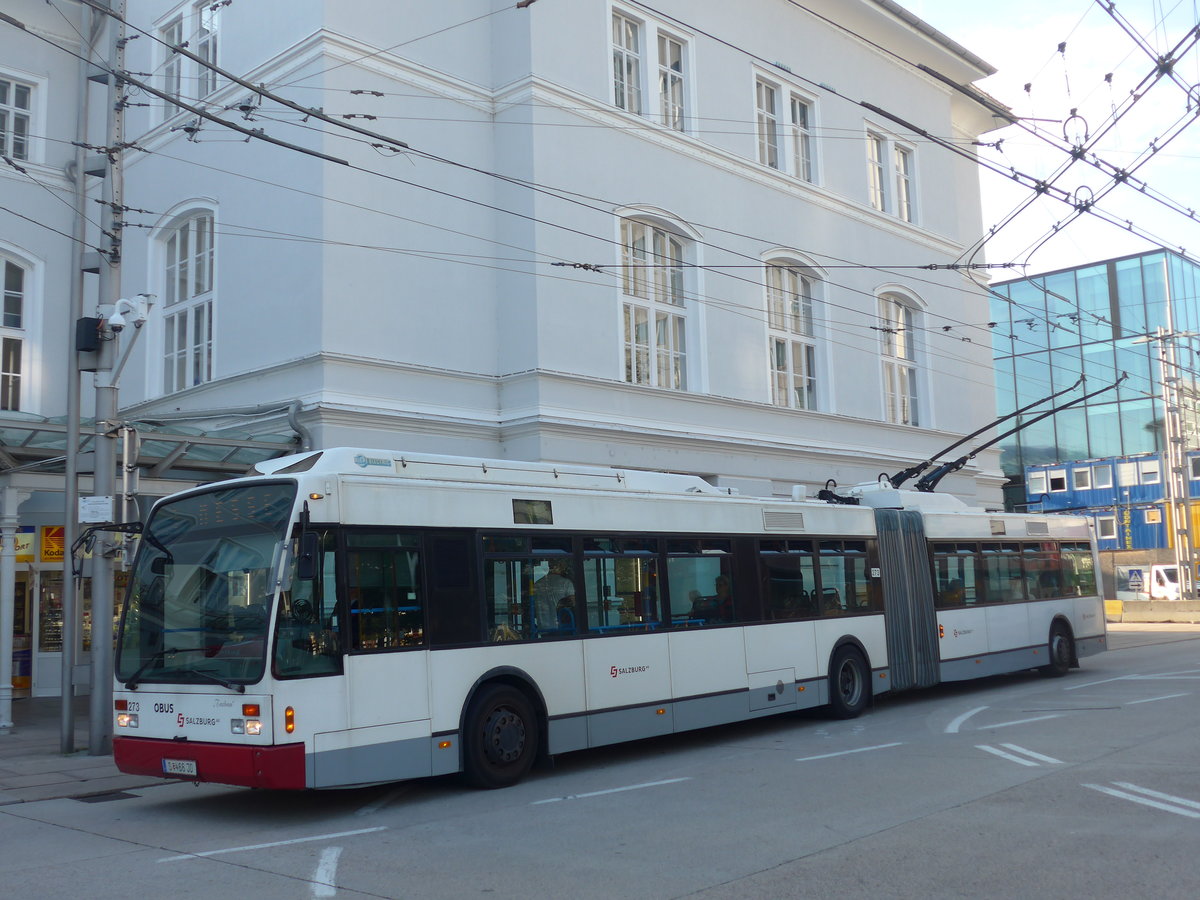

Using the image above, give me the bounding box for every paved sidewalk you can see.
[1,623,1198,805]
[0,695,163,806]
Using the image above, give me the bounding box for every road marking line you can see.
[1084,783,1200,819]
[158,827,386,862]
[977,744,1039,766]
[1128,692,1190,705]
[533,777,691,805]
[999,743,1062,764]
[1067,671,1200,692]
[313,846,342,898]
[985,714,1063,729]
[1113,782,1200,812]
[945,706,988,734]
[1064,675,1131,691]
[795,742,904,762]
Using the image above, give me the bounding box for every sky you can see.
[895,0,1200,277]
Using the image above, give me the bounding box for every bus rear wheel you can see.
[462,684,539,789]
[828,646,870,719]
[1041,623,1073,677]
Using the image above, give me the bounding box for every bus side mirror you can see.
[296,533,319,580]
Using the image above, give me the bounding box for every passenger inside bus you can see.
[690,574,733,622]
[533,558,576,636]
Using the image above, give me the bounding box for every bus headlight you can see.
[116,713,138,728]
[245,719,263,736]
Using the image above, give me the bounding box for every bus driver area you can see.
[111,448,1105,791]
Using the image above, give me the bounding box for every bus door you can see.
[874,509,939,691]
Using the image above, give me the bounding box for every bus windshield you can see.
[116,481,297,688]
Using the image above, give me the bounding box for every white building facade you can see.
[2,0,1011,700]
[110,0,1007,503]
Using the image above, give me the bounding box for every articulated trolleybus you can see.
[113,448,1105,790]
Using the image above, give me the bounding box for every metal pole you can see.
[88,1,126,756]
[0,485,18,731]
[62,0,98,756]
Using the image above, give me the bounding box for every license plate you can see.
[163,758,198,777]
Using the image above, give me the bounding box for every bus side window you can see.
[346,533,425,651]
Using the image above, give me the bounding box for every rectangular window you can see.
[195,2,220,97]
[1072,468,1092,490]
[1096,516,1117,540]
[1093,465,1113,488]
[882,361,918,426]
[612,13,642,114]
[1048,469,1067,491]
[894,145,914,222]
[1027,471,1048,495]
[789,96,814,182]
[1139,459,1161,484]
[771,338,815,410]
[657,34,685,131]
[980,543,1025,603]
[867,132,887,211]
[932,543,979,607]
[3,260,23,328]
[346,532,424,651]
[621,219,688,391]
[655,311,687,390]
[623,302,650,385]
[0,336,21,411]
[1117,461,1138,486]
[755,79,779,168]
[0,77,32,161]
[1191,457,1200,480]
[160,17,184,118]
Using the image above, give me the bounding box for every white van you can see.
[1117,564,1183,601]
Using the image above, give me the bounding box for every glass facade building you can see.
[992,249,1200,507]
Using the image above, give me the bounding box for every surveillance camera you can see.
[107,312,126,332]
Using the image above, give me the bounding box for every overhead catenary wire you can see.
[12,3,1195,414]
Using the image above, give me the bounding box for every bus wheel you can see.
[828,646,870,719]
[1041,624,1073,677]
[463,684,539,789]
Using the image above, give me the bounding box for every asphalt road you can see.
[2,634,1198,899]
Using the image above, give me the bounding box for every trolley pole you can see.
[88,0,127,756]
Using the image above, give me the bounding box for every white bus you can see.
[112,448,1105,790]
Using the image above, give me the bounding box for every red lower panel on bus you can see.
[113,737,306,789]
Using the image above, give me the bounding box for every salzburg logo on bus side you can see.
[611,664,650,678]
[354,454,392,468]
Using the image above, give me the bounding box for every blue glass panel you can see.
[1143,253,1168,331]
[1088,402,1123,458]
[1053,405,1089,461]
[1119,399,1159,455]
[1075,264,1112,342]
[1114,257,1147,336]
[1013,352,1052,405]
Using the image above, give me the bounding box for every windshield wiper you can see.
[124,646,209,690]
[190,667,247,694]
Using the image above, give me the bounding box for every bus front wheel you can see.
[462,684,540,789]
[828,646,870,719]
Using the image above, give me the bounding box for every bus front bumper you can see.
[113,736,306,789]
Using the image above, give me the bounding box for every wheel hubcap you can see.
[839,662,861,705]
[484,707,525,764]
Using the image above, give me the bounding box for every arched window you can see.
[0,255,28,410]
[878,293,919,425]
[766,260,819,410]
[621,218,688,390]
[160,211,214,394]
